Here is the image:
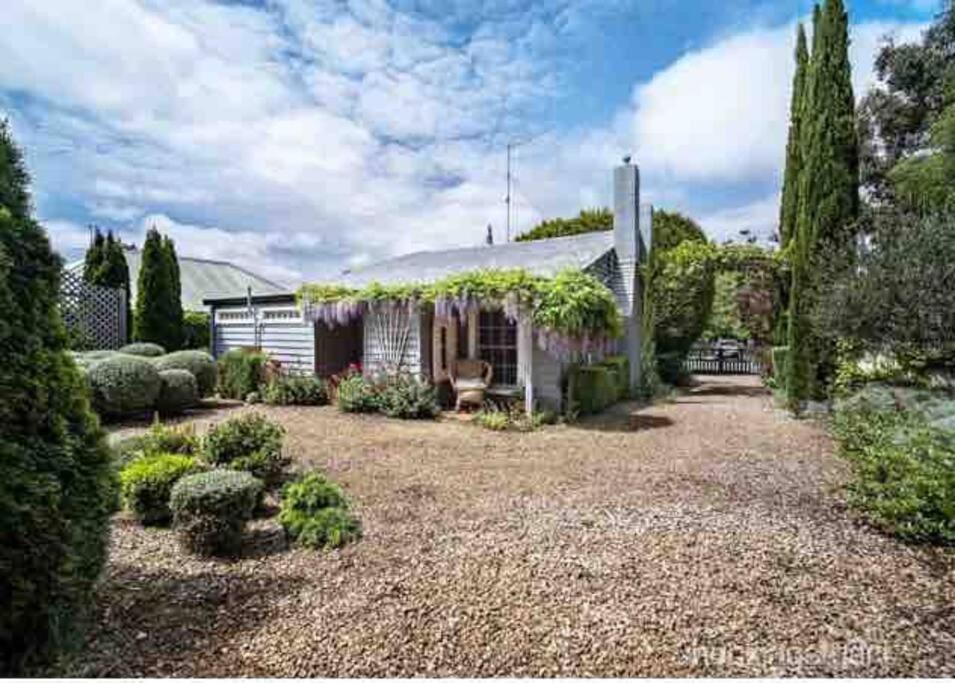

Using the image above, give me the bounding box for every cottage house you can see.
[205,162,651,411]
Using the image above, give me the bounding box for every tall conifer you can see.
[787,0,860,409]
[779,24,809,249]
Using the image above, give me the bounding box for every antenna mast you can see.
[505,142,512,243]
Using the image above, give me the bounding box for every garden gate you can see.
[59,269,127,349]
[683,343,763,375]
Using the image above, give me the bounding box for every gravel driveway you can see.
[72,376,955,676]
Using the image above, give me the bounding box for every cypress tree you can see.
[0,121,114,673]
[787,0,860,409]
[779,24,809,249]
[162,235,184,350]
[82,227,106,282]
[135,228,173,348]
[102,232,132,340]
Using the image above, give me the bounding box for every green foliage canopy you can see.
[515,208,612,242]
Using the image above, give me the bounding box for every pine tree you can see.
[0,120,114,673]
[83,227,106,282]
[134,228,183,350]
[787,0,860,409]
[779,24,809,249]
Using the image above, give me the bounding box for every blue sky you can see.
[0,0,941,284]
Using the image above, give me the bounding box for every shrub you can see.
[153,349,217,397]
[475,409,510,431]
[772,346,789,384]
[263,373,328,406]
[279,473,360,549]
[599,356,630,399]
[170,470,263,556]
[119,454,201,525]
[0,123,116,674]
[157,369,199,415]
[376,374,439,419]
[569,364,618,415]
[833,402,955,544]
[336,373,380,413]
[217,348,269,400]
[182,310,210,351]
[111,435,150,470]
[87,352,162,417]
[119,342,166,357]
[203,413,286,483]
[474,405,550,432]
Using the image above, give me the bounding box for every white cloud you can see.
[697,194,781,244]
[0,0,933,285]
[627,18,928,184]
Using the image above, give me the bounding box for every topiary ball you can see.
[153,350,217,397]
[157,369,199,415]
[170,470,263,556]
[87,354,162,416]
[119,342,166,357]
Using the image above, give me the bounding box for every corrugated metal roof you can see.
[337,231,615,288]
[67,248,285,311]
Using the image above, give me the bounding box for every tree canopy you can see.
[515,208,612,242]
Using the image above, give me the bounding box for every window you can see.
[479,310,517,385]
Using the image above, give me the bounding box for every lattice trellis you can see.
[59,269,127,350]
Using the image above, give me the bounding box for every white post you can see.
[518,312,534,414]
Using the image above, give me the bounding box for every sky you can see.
[0,0,942,286]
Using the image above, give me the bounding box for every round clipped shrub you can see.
[170,470,263,556]
[119,454,201,525]
[119,342,166,357]
[157,369,199,415]
[153,350,216,397]
[279,473,360,549]
[87,354,162,416]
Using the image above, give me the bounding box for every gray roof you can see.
[68,248,285,311]
[338,231,615,288]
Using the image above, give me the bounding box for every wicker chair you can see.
[450,358,493,411]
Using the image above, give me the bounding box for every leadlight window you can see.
[478,309,517,385]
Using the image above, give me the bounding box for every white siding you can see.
[213,303,315,374]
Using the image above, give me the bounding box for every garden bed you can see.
[66,377,955,676]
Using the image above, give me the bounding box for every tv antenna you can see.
[504,136,539,242]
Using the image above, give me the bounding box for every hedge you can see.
[157,369,199,415]
[570,364,618,415]
[87,354,162,416]
[599,355,630,399]
[154,349,216,397]
[119,342,166,357]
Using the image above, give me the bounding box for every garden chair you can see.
[450,359,493,411]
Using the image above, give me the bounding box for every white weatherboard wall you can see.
[214,303,315,373]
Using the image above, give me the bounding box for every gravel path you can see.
[72,376,955,677]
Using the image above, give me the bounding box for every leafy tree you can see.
[779,24,810,249]
[815,210,955,357]
[0,120,114,673]
[645,211,715,381]
[888,97,955,212]
[134,228,183,351]
[704,272,749,341]
[515,208,612,241]
[857,1,955,203]
[82,228,106,283]
[787,0,860,409]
